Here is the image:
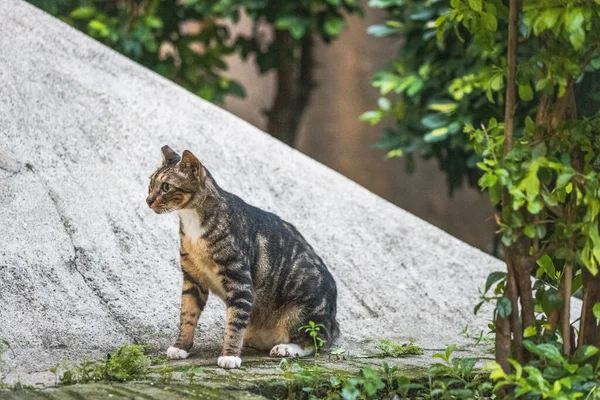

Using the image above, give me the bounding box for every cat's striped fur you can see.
[146,146,339,368]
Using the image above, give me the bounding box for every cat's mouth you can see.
[151,207,172,214]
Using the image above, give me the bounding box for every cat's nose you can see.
[146,196,155,207]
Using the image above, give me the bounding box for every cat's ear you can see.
[181,150,206,183]
[161,145,181,165]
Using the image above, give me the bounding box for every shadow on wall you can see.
[222,8,496,252]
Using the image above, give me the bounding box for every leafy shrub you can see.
[488,341,600,399]
[431,0,600,397]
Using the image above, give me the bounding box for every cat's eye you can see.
[161,183,171,192]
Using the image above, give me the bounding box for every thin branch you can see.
[503,0,519,155]
[527,242,561,263]
[582,43,600,71]
[481,123,498,164]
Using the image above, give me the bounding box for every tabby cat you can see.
[146,146,339,369]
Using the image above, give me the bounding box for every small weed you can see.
[375,339,424,358]
[460,325,494,346]
[181,365,204,384]
[428,344,491,398]
[264,343,491,399]
[157,361,173,385]
[299,321,326,362]
[328,348,349,361]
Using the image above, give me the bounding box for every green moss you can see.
[374,339,424,358]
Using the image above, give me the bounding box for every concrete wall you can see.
[1,0,502,381]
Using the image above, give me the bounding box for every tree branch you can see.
[503,0,519,156]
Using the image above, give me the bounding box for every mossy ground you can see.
[0,339,492,399]
[0,352,456,399]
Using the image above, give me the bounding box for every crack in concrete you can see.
[26,163,134,341]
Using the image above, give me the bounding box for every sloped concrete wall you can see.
[0,0,504,379]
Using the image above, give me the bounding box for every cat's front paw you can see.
[217,355,241,369]
[166,346,190,360]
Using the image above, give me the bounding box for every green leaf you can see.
[410,7,434,21]
[427,100,458,114]
[532,143,546,159]
[496,297,512,318]
[523,341,564,363]
[523,326,537,338]
[524,224,536,239]
[227,81,246,98]
[291,24,307,39]
[88,20,109,37]
[420,114,449,129]
[367,25,398,37]
[144,16,163,29]
[485,271,506,293]
[571,345,598,364]
[324,15,344,36]
[275,16,299,29]
[536,254,556,279]
[378,97,391,111]
[569,28,585,50]
[480,13,498,32]
[70,6,96,20]
[565,8,585,33]
[468,0,482,12]
[527,200,543,214]
[424,127,449,143]
[593,303,600,321]
[556,171,573,189]
[360,111,382,125]
[518,84,534,101]
[537,344,564,363]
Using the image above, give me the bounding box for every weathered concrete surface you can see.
[1,0,508,385]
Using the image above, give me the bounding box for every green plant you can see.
[429,344,492,399]
[487,341,600,399]
[299,321,327,362]
[375,339,424,358]
[338,367,386,400]
[105,344,151,381]
[28,0,361,146]
[270,344,492,399]
[53,344,151,385]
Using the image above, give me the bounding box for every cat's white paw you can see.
[269,344,313,358]
[217,355,242,369]
[166,346,189,360]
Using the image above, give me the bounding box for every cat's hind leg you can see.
[268,307,315,358]
[269,343,314,357]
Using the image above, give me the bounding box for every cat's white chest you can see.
[178,209,205,241]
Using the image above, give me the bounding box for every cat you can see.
[146,146,339,369]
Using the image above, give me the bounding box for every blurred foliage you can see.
[362,0,498,193]
[362,0,600,194]
[29,0,361,105]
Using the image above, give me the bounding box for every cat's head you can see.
[146,145,207,214]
